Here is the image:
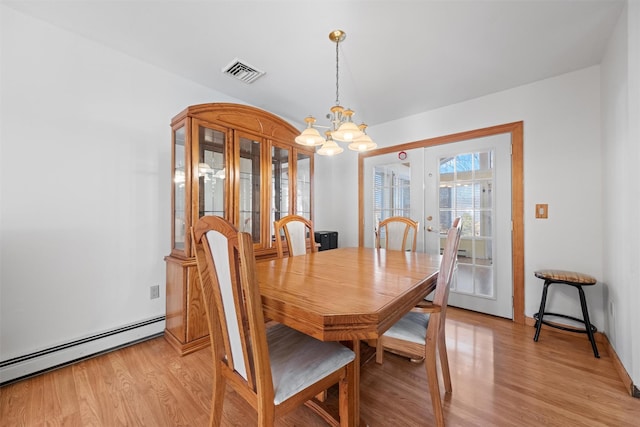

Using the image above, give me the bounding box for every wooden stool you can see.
[533,269,599,358]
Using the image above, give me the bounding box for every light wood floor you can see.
[2,308,639,426]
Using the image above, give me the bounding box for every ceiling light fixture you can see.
[295,30,377,156]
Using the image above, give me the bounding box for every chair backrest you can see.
[192,216,274,403]
[451,216,461,229]
[433,218,462,310]
[376,216,419,252]
[273,215,316,258]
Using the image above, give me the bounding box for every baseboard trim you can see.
[601,332,638,398]
[525,315,636,397]
[0,316,165,386]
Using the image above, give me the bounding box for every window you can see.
[373,162,411,230]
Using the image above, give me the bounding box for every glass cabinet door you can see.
[238,135,262,243]
[173,125,187,254]
[271,145,290,237]
[296,152,312,219]
[198,126,226,219]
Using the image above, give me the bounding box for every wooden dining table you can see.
[255,246,441,426]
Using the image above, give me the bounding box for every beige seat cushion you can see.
[267,323,355,405]
[534,269,596,285]
[381,312,430,345]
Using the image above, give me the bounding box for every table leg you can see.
[350,339,360,426]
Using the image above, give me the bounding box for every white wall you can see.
[0,6,242,361]
[601,2,639,387]
[316,66,605,331]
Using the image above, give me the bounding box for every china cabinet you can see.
[164,103,315,354]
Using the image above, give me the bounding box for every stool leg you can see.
[577,285,600,358]
[534,281,551,342]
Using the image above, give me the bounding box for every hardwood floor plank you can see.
[109,349,160,425]
[1,374,31,425]
[122,341,183,426]
[70,359,105,425]
[42,366,78,423]
[2,308,639,426]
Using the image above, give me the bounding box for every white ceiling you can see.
[4,0,624,128]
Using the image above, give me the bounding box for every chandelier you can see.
[294,30,377,156]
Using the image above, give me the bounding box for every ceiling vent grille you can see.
[222,58,266,84]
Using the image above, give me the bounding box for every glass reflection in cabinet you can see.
[272,146,289,237]
[239,136,261,242]
[296,152,311,218]
[198,126,225,218]
[173,126,186,251]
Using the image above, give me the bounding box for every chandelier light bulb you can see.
[317,132,344,156]
[348,124,377,151]
[295,116,326,146]
[317,140,344,156]
[332,109,363,142]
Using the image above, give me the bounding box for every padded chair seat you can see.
[382,312,431,345]
[268,323,355,405]
[534,269,596,285]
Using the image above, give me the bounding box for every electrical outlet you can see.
[150,285,160,299]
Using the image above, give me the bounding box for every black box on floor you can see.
[314,231,338,251]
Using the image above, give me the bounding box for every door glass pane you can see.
[199,126,225,218]
[372,162,411,247]
[272,146,289,239]
[439,150,495,299]
[173,126,186,251]
[439,185,453,209]
[456,184,473,209]
[475,180,492,209]
[475,266,493,297]
[239,137,261,242]
[476,211,492,237]
[296,152,311,219]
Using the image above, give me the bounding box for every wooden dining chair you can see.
[375,216,419,252]
[273,214,317,258]
[192,216,356,426]
[375,219,462,427]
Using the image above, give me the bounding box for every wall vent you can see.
[222,58,266,84]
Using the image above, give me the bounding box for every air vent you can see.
[222,58,266,84]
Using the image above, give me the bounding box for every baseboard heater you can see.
[0,316,165,386]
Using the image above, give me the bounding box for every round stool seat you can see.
[534,269,596,285]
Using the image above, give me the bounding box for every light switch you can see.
[535,204,548,219]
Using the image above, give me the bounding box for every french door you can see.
[363,133,513,319]
[425,133,512,318]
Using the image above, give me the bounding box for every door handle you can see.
[427,226,434,232]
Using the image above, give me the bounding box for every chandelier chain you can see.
[335,39,340,106]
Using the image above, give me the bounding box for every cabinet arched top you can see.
[172,103,300,141]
